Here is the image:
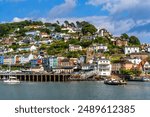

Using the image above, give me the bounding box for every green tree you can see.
[80,39,92,48]
[81,21,97,35]
[129,36,140,45]
[64,20,69,27]
[121,33,129,40]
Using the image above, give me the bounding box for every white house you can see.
[25,31,40,36]
[21,54,34,64]
[89,44,108,52]
[30,45,37,52]
[97,57,112,77]
[69,44,82,51]
[40,32,50,38]
[143,62,150,74]
[146,46,150,53]
[124,46,140,54]
[61,27,76,33]
[127,57,142,65]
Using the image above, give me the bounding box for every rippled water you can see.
[0,81,150,100]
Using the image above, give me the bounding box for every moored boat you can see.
[3,76,20,84]
[104,79,127,85]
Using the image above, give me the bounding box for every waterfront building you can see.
[97,57,112,77]
[30,59,38,68]
[52,66,74,74]
[3,56,14,65]
[124,46,140,55]
[21,54,34,64]
[111,63,122,74]
[121,61,133,70]
[81,64,95,71]
[145,46,150,53]
[13,55,22,64]
[42,56,58,71]
[0,56,4,65]
[143,62,150,74]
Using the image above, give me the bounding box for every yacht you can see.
[3,76,20,84]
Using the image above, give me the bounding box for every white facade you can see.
[124,46,140,54]
[146,46,150,53]
[127,57,142,65]
[30,45,37,52]
[97,57,112,77]
[21,54,34,64]
[69,44,82,51]
[143,62,150,73]
[89,44,108,52]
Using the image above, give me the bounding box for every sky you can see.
[0,0,150,43]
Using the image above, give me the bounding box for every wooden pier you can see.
[0,73,71,82]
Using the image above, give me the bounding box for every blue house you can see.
[30,59,37,68]
[42,57,58,71]
[0,56,4,65]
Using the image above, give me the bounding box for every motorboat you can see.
[3,76,20,84]
[104,78,127,85]
[142,77,150,82]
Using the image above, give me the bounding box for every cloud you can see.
[47,16,135,34]
[86,0,150,20]
[128,32,150,43]
[12,17,30,22]
[49,0,77,18]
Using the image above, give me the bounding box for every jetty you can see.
[0,73,71,82]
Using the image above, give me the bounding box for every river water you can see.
[0,81,150,100]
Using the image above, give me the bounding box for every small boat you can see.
[104,79,127,85]
[129,77,150,82]
[142,77,150,82]
[3,76,20,84]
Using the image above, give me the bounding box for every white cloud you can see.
[49,0,77,18]
[47,16,135,34]
[86,0,150,18]
[12,17,30,22]
[128,32,150,43]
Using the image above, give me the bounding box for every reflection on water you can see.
[0,81,150,100]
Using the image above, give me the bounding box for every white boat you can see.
[3,76,20,84]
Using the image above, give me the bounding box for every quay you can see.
[0,73,71,82]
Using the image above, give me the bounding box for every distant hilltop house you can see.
[2,38,14,45]
[111,37,128,47]
[17,45,37,52]
[61,27,77,33]
[24,25,44,29]
[89,44,108,53]
[97,28,112,37]
[40,32,50,38]
[25,31,40,36]
[124,46,140,55]
[69,44,82,52]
